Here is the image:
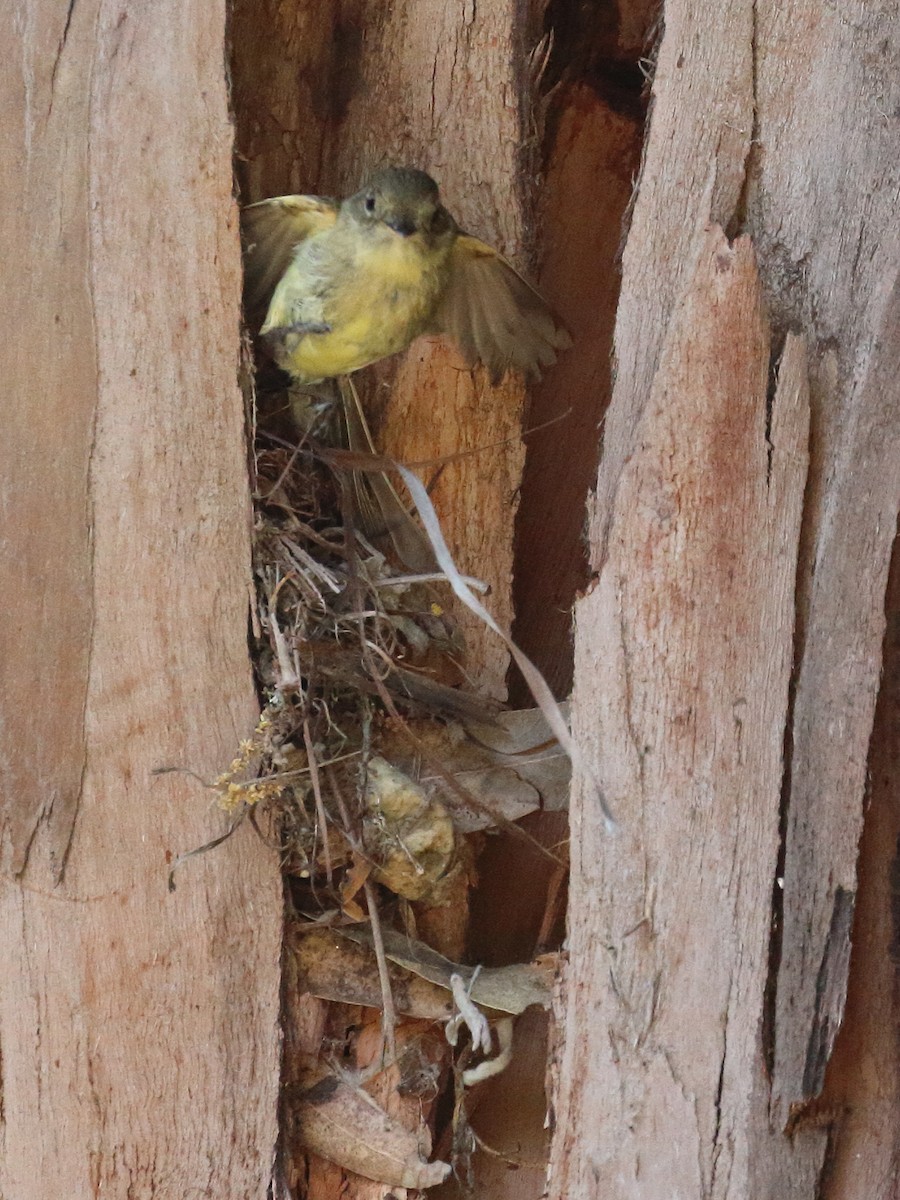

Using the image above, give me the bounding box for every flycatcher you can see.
[241,166,570,385]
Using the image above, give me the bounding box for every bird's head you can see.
[344,167,457,246]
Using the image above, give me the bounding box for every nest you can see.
[233,370,506,903]
[166,359,573,1190]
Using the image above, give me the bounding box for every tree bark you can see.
[1,3,281,1195]
[554,1,900,1197]
[819,539,900,1197]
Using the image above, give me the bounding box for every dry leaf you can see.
[339,924,555,1014]
[340,852,372,920]
[289,926,453,1019]
[378,707,571,832]
[293,1072,451,1189]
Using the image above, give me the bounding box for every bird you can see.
[241,166,570,386]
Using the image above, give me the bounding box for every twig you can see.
[371,570,490,593]
[363,876,398,1066]
[302,717,332,887]
[167,810,247,892]
[267,599,300,689]
[256,435,308,500]
[469,1118,546,1169]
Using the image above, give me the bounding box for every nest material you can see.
[234,369,511,908]
[203,382,573,901]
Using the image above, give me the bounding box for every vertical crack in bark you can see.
[748,0,760,166]
[889,834,900,968]
[725,0,759,239]
[57,30,102,886]
[761,335,811,1079]
[61,0,77,50]
[710,1033,726,1180]
[761,676,794,1080]
[429,54,438,136]
[763,339,783,486]
[709,971,734,1196]
[48,0,79,112]
[802,887,855,1098]
[8,798,45,879]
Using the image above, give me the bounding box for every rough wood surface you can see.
[818,539,900,1198]
[588,1,755,554]
[558,0,900,1195]
[1,3,282,1196]
[552,233,808,1198]
[231,0,336,199]
[0,0,96,877]
[753,0,900,1135]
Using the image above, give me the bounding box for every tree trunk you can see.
[1,2,281,1195]
[553,1,900,1197]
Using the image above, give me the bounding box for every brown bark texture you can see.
[821,541,900,1199]
[0,2,282,1196]
[555,1,900,1198]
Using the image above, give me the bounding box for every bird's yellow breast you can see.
[265,224,451,383]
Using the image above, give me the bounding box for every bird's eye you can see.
[364,195,376,214]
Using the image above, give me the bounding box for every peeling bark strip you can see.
[552,230,808,1199]
[757,0,900,1138]
[802,887,855,1100]
[1,2,281,1196]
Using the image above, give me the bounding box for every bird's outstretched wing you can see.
[434,235,572,383]
[241,195,339,322]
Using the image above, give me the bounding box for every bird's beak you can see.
[385,218,416,237]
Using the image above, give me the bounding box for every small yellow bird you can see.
[241,166,570,385]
